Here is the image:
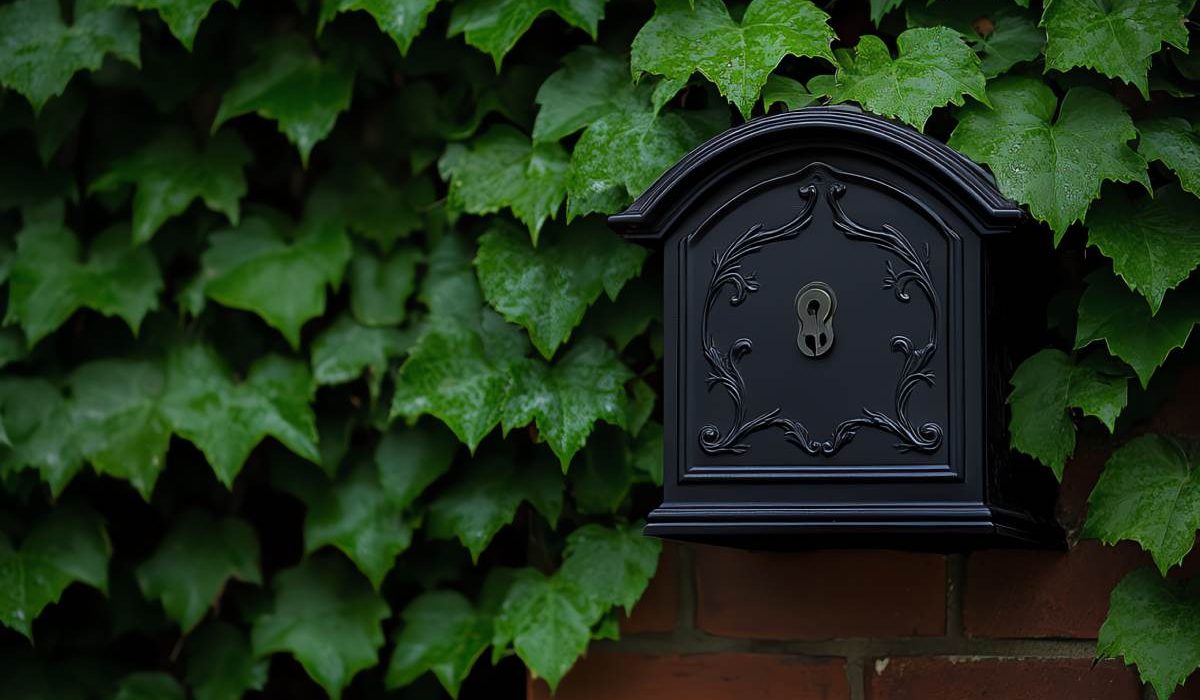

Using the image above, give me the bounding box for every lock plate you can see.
[795,281,836,358]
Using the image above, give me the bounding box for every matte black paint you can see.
[609,107,1063,550]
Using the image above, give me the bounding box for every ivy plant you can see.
[0,0,1198,697]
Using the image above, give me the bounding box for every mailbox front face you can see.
[613,108,1062,545]
[657,144,990,511]
[680,161,961,482]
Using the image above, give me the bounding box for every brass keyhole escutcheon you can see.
[795,281,837,358]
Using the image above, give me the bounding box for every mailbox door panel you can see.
[663,150,986,504]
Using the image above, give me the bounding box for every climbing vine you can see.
[0,0,1197,697]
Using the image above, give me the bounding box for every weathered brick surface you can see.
[694,546,945,639]
[865,657,1141,700]
[527,653,849,700]
[1056,443,1110,533]
[964,540,1146,638]
[619,544,679,634]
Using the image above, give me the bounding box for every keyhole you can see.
[795,281,837,359]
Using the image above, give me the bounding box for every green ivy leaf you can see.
[7,217,162,347]
[632,420,663,486]
[630,0,834,118]
[1138,117,1200,198]
[0,378,82,495]
[0,505,109,639]
[186,211,351,348]
[319,0,439,55]
[474,219,646,359]
[251,554,389,700]
[101,0,237,49]
[578,273,661,352]
[89,129,251,244]
[532,46,635,143]
[534,42,727,219]
[391,235,532,449]
[1042,0,1190,98]
[570,429,634,515]
[162,343,320,485]
[0,84,87,163]
[447,0,606,68]
[0,328,27,370]
[427,450,562,561]
[567,100,726,219]
[136,510,261,632]
[949,77,1148,243]
[492,570,593,692]
[307,167,434,250]
[311,313,415,400]
[438,125,569,243]
[213,36,354,165]
[184,622,269,700]
[390,313,528,450]
[907,0,1044,78]
[374,423,459,511]
[812,28,987,130]
[113,672,185,700]
[349,245,420,327]
[385,590,490,698]
[1007,349,1128,480]
[870,0,902,24]
[1085,184,1200,314]
[0,0,140,111]
[301,459,415,589]
[69,359,171,499]
[1098,567,1200,699]
[503,338,633,468]
[762,74,816,110]
[1085,435,1200,575]
[1075,270,1199,388]
[558,522,660,614]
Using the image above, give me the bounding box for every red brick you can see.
[1149,366,1200,436]
[528,653,849,700]
[865,657,1141,700]
[1056,443,1110,534]
[1170,672,1200,699]
[694,547,945,639]
[965,540,1146,638]
[619,544,679,634]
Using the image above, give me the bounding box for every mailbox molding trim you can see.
[608,106,1023,241]
[694,163,949,463]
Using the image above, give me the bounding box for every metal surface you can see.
[795,281,836,359]
[609,107,1062,550]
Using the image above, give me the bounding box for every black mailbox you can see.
[610,107,1061,549]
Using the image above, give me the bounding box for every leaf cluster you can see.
[0,0,1198,697]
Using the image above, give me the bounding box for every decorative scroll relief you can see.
[696,166,946,457]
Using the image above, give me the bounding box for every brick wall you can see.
[529,412,1200,700]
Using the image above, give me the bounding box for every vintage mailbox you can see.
[610,107,1061,549]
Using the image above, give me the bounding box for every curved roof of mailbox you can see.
[608,106,1024,240]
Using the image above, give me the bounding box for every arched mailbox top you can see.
[608,106,1024,240]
